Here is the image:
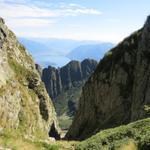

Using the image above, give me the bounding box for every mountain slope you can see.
[42,59,98,128]
[0,17,60,139]
[66,16,150,140]
[75,118,150,150]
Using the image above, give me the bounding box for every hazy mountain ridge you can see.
[19,37,113,67]
[67,43,114,61]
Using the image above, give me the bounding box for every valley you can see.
[0,7,150,150]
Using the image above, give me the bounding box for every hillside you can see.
[0,17,60,140]
[75,118,150,150]
[42,59,98,129]
[66,16,150,140]
[0,118,149,150]
[0,15,150,150]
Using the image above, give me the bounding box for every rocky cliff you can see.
[66,16,150,140]
[42,59,97,128]
[42,59,97,100]
[0,18,60,139]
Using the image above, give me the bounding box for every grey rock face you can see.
[42,66,62,99]
[66,16,150,140]
[42,59,98,100]
[42,59,97,129]
[0,18,60,138]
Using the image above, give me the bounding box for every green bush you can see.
[104,51,113,57]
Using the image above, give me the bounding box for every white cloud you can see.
[58,2,102,16]
[0,3,56,18]
[6,18,56,28]
[59,8,101,16]
[0,0,102,39]
[0,1,102,19]
[68,3,81,7]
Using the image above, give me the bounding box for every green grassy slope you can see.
[0,118,149,150]
[75,118,150,150]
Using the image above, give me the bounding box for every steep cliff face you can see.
[42,59,97,128]
[42,66,62,100]
[0,18,60,139]
[42,59,98,100]
[66,16,150,140]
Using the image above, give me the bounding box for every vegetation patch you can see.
[8,57,30,83]
[0,85,5,96]
[0,133,59,150]
[58,115,73,130]
[75,118,150,150]
[120,141,137,150]
[144,105,150,115]
[0,130,76,150]
[104,51,113,57]
[54,85,82,129]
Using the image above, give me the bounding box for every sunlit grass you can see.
[120,141,137,150]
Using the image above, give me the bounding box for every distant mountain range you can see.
[19,37,114,67]
[67,43,114,61]
[19,38,73,67]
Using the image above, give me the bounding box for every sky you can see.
[0,0,150,43]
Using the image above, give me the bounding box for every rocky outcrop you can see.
[42,59,98,100]
[0,17,60,139]
[66,16,150,140]
[42,59,97,104]
[42,66,62,100]
[42,59,97,128]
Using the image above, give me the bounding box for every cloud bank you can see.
[0,0,102,31]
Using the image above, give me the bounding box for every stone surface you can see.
[42,59,97,128]
[66,16,150,140]
[42,59,97,100]
[0,18,60,138]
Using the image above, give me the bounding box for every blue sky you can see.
[1,0,150,43]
